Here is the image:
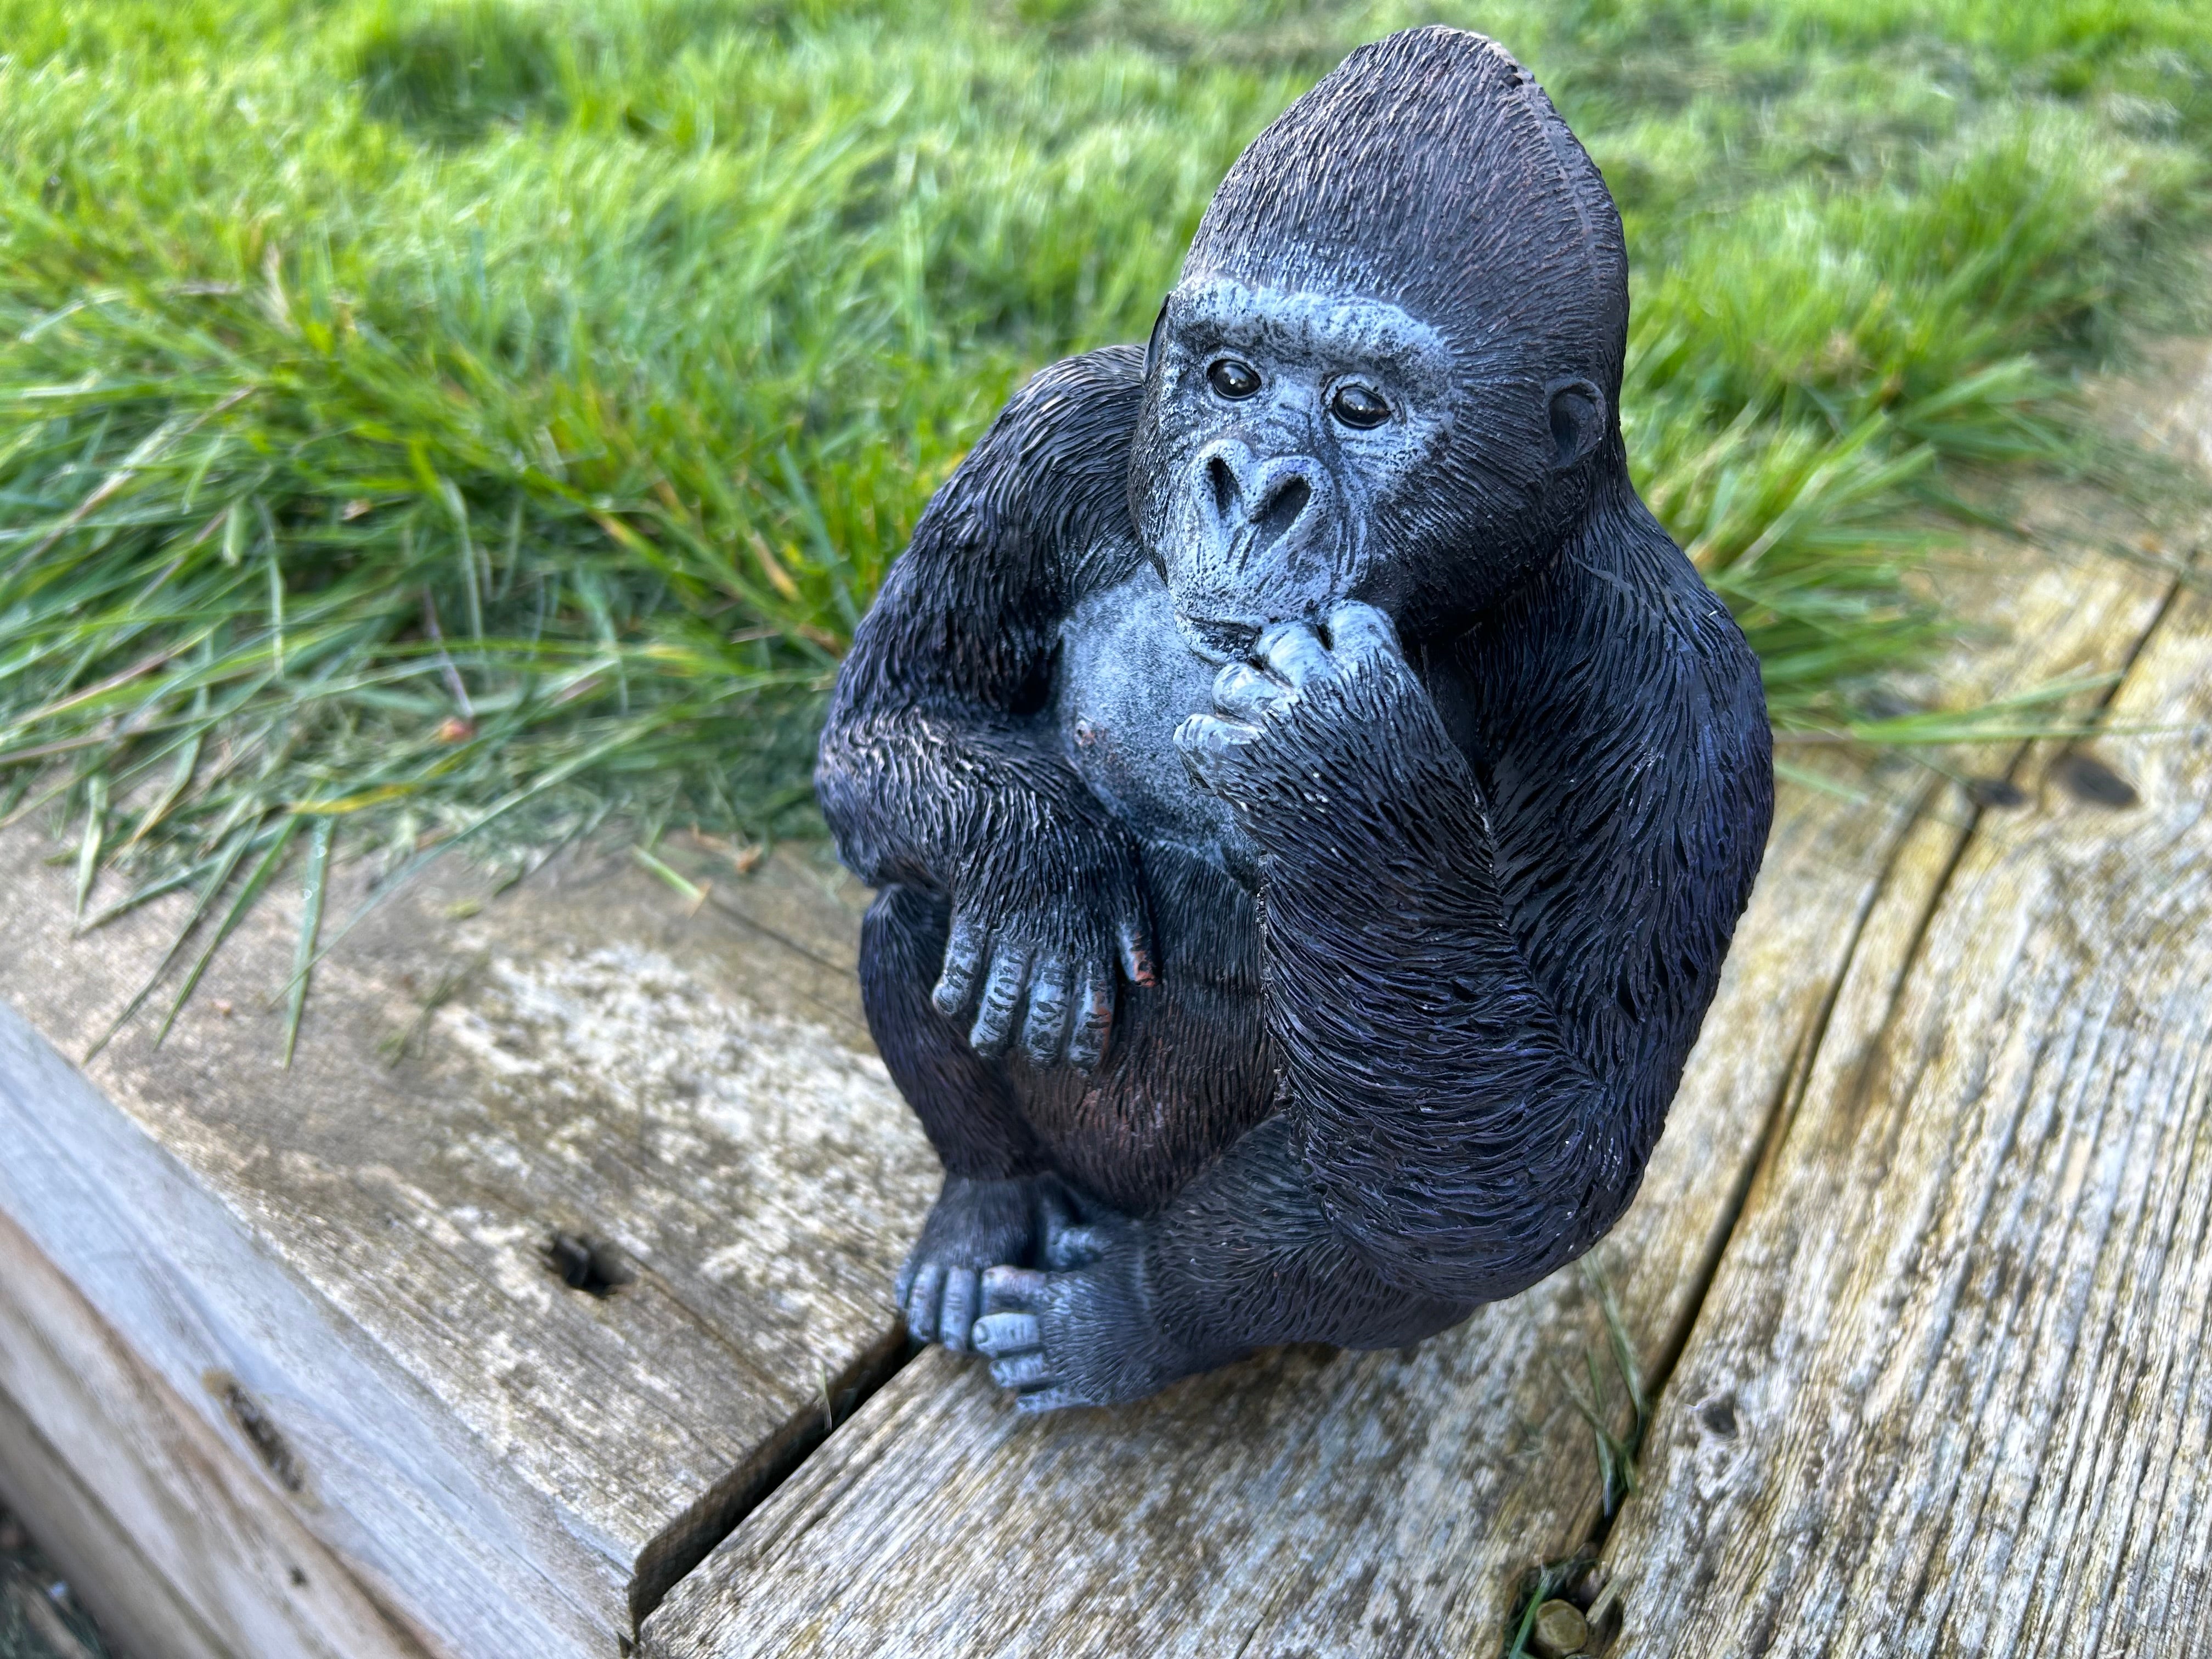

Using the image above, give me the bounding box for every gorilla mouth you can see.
[1174,611,1265,663]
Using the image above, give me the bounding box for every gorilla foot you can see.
[971,1248,1204,1413]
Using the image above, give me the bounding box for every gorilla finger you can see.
[1212,661,1289,721]
[1037,1184,1089,1261]
[1012,1386,1080,1415]
[1176,714,1259,800]
[1064,969,1114,1071]
[904,1262,946,1344]
[1325,601,1403,666]
[1255,619,1334,687]
[967,947,1032,1057]
[938,1269,980,1354]
[972,1311,1043,1356]
[1043,1224,1115,1271]
[981,1265,1049,1316]
[894,1254,918,1307]
[1020,958,1074,1066]
[1174,712,1260,761]
[990,1352,1055,1392]
[932,913,990,1018]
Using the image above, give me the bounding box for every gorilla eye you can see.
[1206,358,1261,400]
[1329,382,1392,428]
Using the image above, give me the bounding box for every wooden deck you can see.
[2,346,2208,1658]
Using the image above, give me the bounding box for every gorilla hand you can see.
[1173,602,1467,847]
[930,824,1156,1071]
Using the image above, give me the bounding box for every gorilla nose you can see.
[1200,447,1321,560]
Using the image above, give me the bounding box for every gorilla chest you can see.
[1054,568,1253,872]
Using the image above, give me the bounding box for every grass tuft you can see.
[3,0,2210,1042]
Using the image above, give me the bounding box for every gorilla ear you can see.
[1545,378,1607,470]
[1143,295,1171,382]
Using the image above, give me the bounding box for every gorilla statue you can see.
[815,26,1773,1412]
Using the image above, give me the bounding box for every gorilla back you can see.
[815,26,1773,1412]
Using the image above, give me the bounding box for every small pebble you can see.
[1530,1596,1590,1659]
[2051,751,2139,809]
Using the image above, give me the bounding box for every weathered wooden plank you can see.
[0,1090,433,1659]
[0,837,935,1657]
[639,529,2173,1652]
[1596,558,2212,1637]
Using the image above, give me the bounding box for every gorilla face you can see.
[1129,272,1610,660]
[1131,276,1455,662]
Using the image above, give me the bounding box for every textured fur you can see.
[815,26,1773,1410]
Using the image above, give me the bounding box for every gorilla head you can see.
[1129,27,1629,659]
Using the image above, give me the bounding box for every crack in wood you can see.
[627,1325,913,1634]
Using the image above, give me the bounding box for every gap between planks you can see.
[1604,578,2212,1655]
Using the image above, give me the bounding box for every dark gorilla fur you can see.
[815,27,1773,1411]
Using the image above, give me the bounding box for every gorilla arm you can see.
[974,593,1760,1410]
[816,346,1155,1073]
[1206,611,1634,1301]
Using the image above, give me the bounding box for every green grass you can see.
[3,0,2209,1042]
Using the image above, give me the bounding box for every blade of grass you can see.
[282,815,334,1066]
[151,812,304,1046]
[87,817,267,1059]
[631,842,704,904]
[72,774,106,923]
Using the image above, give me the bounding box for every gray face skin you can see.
[1131,276,1457,662]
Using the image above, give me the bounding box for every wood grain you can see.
[1598,566,2212,1639]
[640,515,2172,1657]
[0,1151,432,1659]
[0,839,934,1657]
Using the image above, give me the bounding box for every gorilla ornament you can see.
[816,26,1773,1412]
